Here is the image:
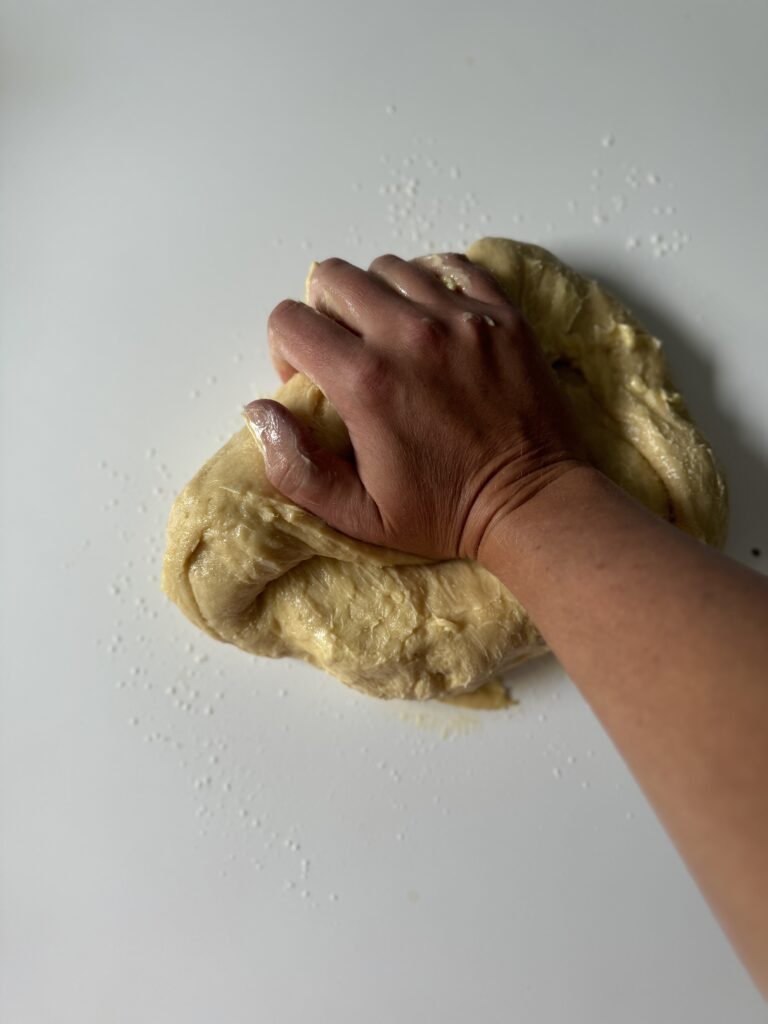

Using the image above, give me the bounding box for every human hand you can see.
[244,252,586,562]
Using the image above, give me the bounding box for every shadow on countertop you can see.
[570,260,768,572]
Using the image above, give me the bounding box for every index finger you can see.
[268,299,363,400]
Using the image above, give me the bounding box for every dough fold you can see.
[162,238,727,700]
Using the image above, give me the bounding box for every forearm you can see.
[481,467,768,993]
[256,247,767,986]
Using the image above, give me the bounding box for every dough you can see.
[162,238,727,700]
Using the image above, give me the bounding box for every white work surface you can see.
[2,2,767,1021]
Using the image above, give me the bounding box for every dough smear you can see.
[162,238,727,701]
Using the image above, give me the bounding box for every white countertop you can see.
[2,2,767,1021]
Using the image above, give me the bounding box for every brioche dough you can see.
[162,238,727,700]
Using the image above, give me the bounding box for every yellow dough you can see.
[162,238,727,700]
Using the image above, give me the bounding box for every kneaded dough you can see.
[162,238,727,701]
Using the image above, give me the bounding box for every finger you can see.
[306,257,413,336]
[368,253,459,307]
[268,298,362,395]
[412,252,509,305]
[243,399,386,542]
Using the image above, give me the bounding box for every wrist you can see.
[475,464,614,577]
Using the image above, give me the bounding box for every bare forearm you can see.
[481,467,768,993]
[254,250,768,989]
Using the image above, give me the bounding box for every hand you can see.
[245,252,586,561]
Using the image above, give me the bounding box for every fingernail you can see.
[242,401,278,452]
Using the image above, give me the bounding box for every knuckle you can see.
[271,458,308,497]
[408,316,446,348]
[487,303,521,333]
[458,311,487,338]
[266,440,315,496]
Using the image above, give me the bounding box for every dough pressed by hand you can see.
[162,238,728,701]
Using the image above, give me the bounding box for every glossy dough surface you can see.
[162,239,727,700]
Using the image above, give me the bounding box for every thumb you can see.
[243,399,385,543]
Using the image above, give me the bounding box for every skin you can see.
[245,252,768,995]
